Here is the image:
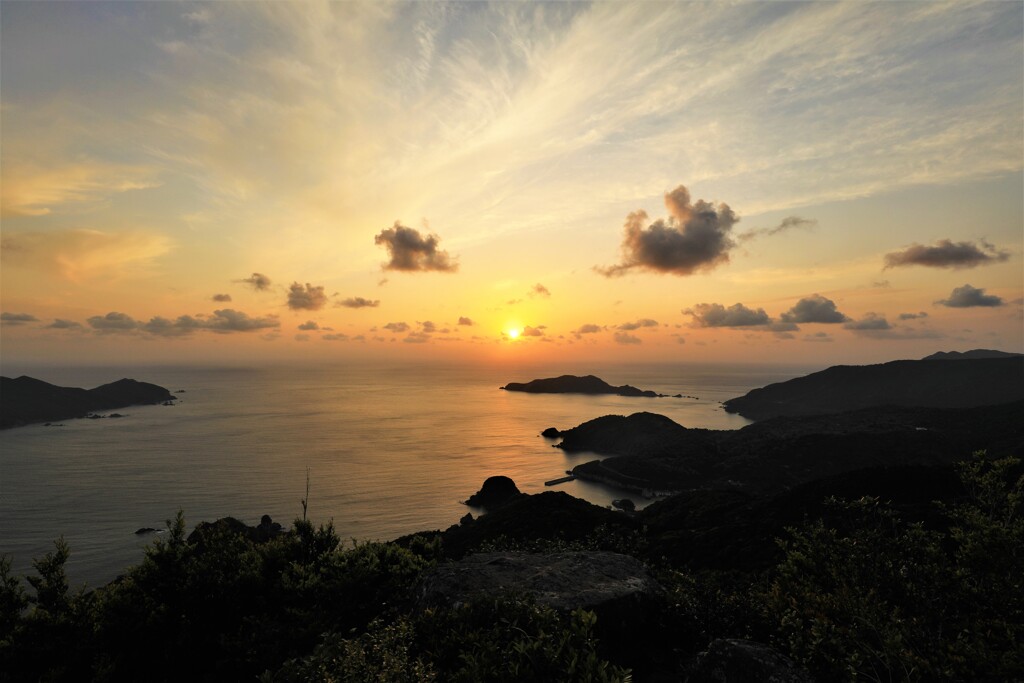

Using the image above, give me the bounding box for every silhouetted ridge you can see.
[0,376,175,429]
[922,348,1021,360]
[722,356,1023,420]
[501,374,664,397]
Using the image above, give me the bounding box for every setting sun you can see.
[507,328,521,340]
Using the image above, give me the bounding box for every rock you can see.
[418,550,662,614]
[108,413,124,418]
[459,513,474,526]
[612,498,636,512]
[464,475,522,509]
[688,639,813,682]
[188,514,285,547]
[541,427,560,438]
[175,389,187,393]
[134,527,157,535]
[418,551,665,675]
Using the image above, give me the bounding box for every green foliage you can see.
[275,594,630,682]
[765,452,1024,681]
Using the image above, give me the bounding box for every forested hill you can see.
[722,355,1023,420]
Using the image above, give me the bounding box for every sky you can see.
[1,1,1022,368]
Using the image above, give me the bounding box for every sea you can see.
[0,361,816,588]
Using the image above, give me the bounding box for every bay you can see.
[0,361,814,587]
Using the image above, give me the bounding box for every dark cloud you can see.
[238,272,272,290]
[374,222,458,272]
[287,282,327,311]
[1,312,39,325]
[530,283,551,298]
[737,215,817,243]
[403,331,431,343]
[142,316,200,337]
[779,294,849,323]
[458,316,473,326]
[936,284,1005,308]
[597,185,738,277]
[204,309,279,332]
[323,333,349,341]
[298,320,319,331]
[614,331,642,344]
[844,313,891,331]
[617,318,658,331]
[337,297,379,308]
[421,321,436,333]
[88,311,140,331]
[522,326,545,337]
[898,312,929,320]
[384,322,409,333]
[212,293,232,302]
[883,239,1010,270]
[47,318,83,329]
[684,302,770,327]
[576,323,603,334]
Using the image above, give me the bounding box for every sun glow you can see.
[507,327,521,340]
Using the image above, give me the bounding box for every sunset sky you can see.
[2,1,1022,367]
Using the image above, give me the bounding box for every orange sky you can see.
[2,2,1022,368]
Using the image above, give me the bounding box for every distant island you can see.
[722,353,1023,420]
[501,374,667,398]
[0,376,176,429]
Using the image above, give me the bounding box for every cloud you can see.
[203,309,279,332]
[1,312,39,325]
[287,282,327,310]
[844,313,892,331]
[384,321,410,333]
[898,311,928,320]
[421,321,437,333]
[684,302,771,327]
[374,222,458,272]
[883,239,1010,270]
[936,284,1005,308]
[506,298,523,305]
[1,161,159,217]
[47,318,83,329]
[88,311,140,331]
[458,316,473,326]
[337,296,380,308]
[617,318,658,331]
[738,215,817,243]
[804,332,833,342]
[403,331,431,343]
[298,320,319,330]
[614,331,642,344]
[522,325,545,337]
[1,229,172,282]
[530,283,551,298]
[576,323,603,334]
[323,333,349,341]
[597,185,738,277]
[88,309,279,336]
[212,293,232,302]
[779,294,849,323]
[238,272,272,291]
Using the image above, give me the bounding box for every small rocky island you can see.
[0,376,176,429]
[501,374,666,398]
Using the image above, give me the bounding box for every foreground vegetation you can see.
[1,453,1021,682]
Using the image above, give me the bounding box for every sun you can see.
[507,327,521,340]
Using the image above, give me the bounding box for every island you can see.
[501,374,665,397]
[0,376,176,429]
[722,354,1024,420]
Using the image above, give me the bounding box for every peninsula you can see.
[501,374,665,397]
[0,376,176,429]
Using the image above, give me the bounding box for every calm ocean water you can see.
[0,361,815,587]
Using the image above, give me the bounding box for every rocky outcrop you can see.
[464,475,522,509]
[501,374,665,397]
[722,356,1024,420]
[0,376,176,429]
[417,551,662,613]
[187,514,285,548]
[688,639,814,683]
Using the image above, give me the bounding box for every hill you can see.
[721,356,1023,420]
[0,376,175,429]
